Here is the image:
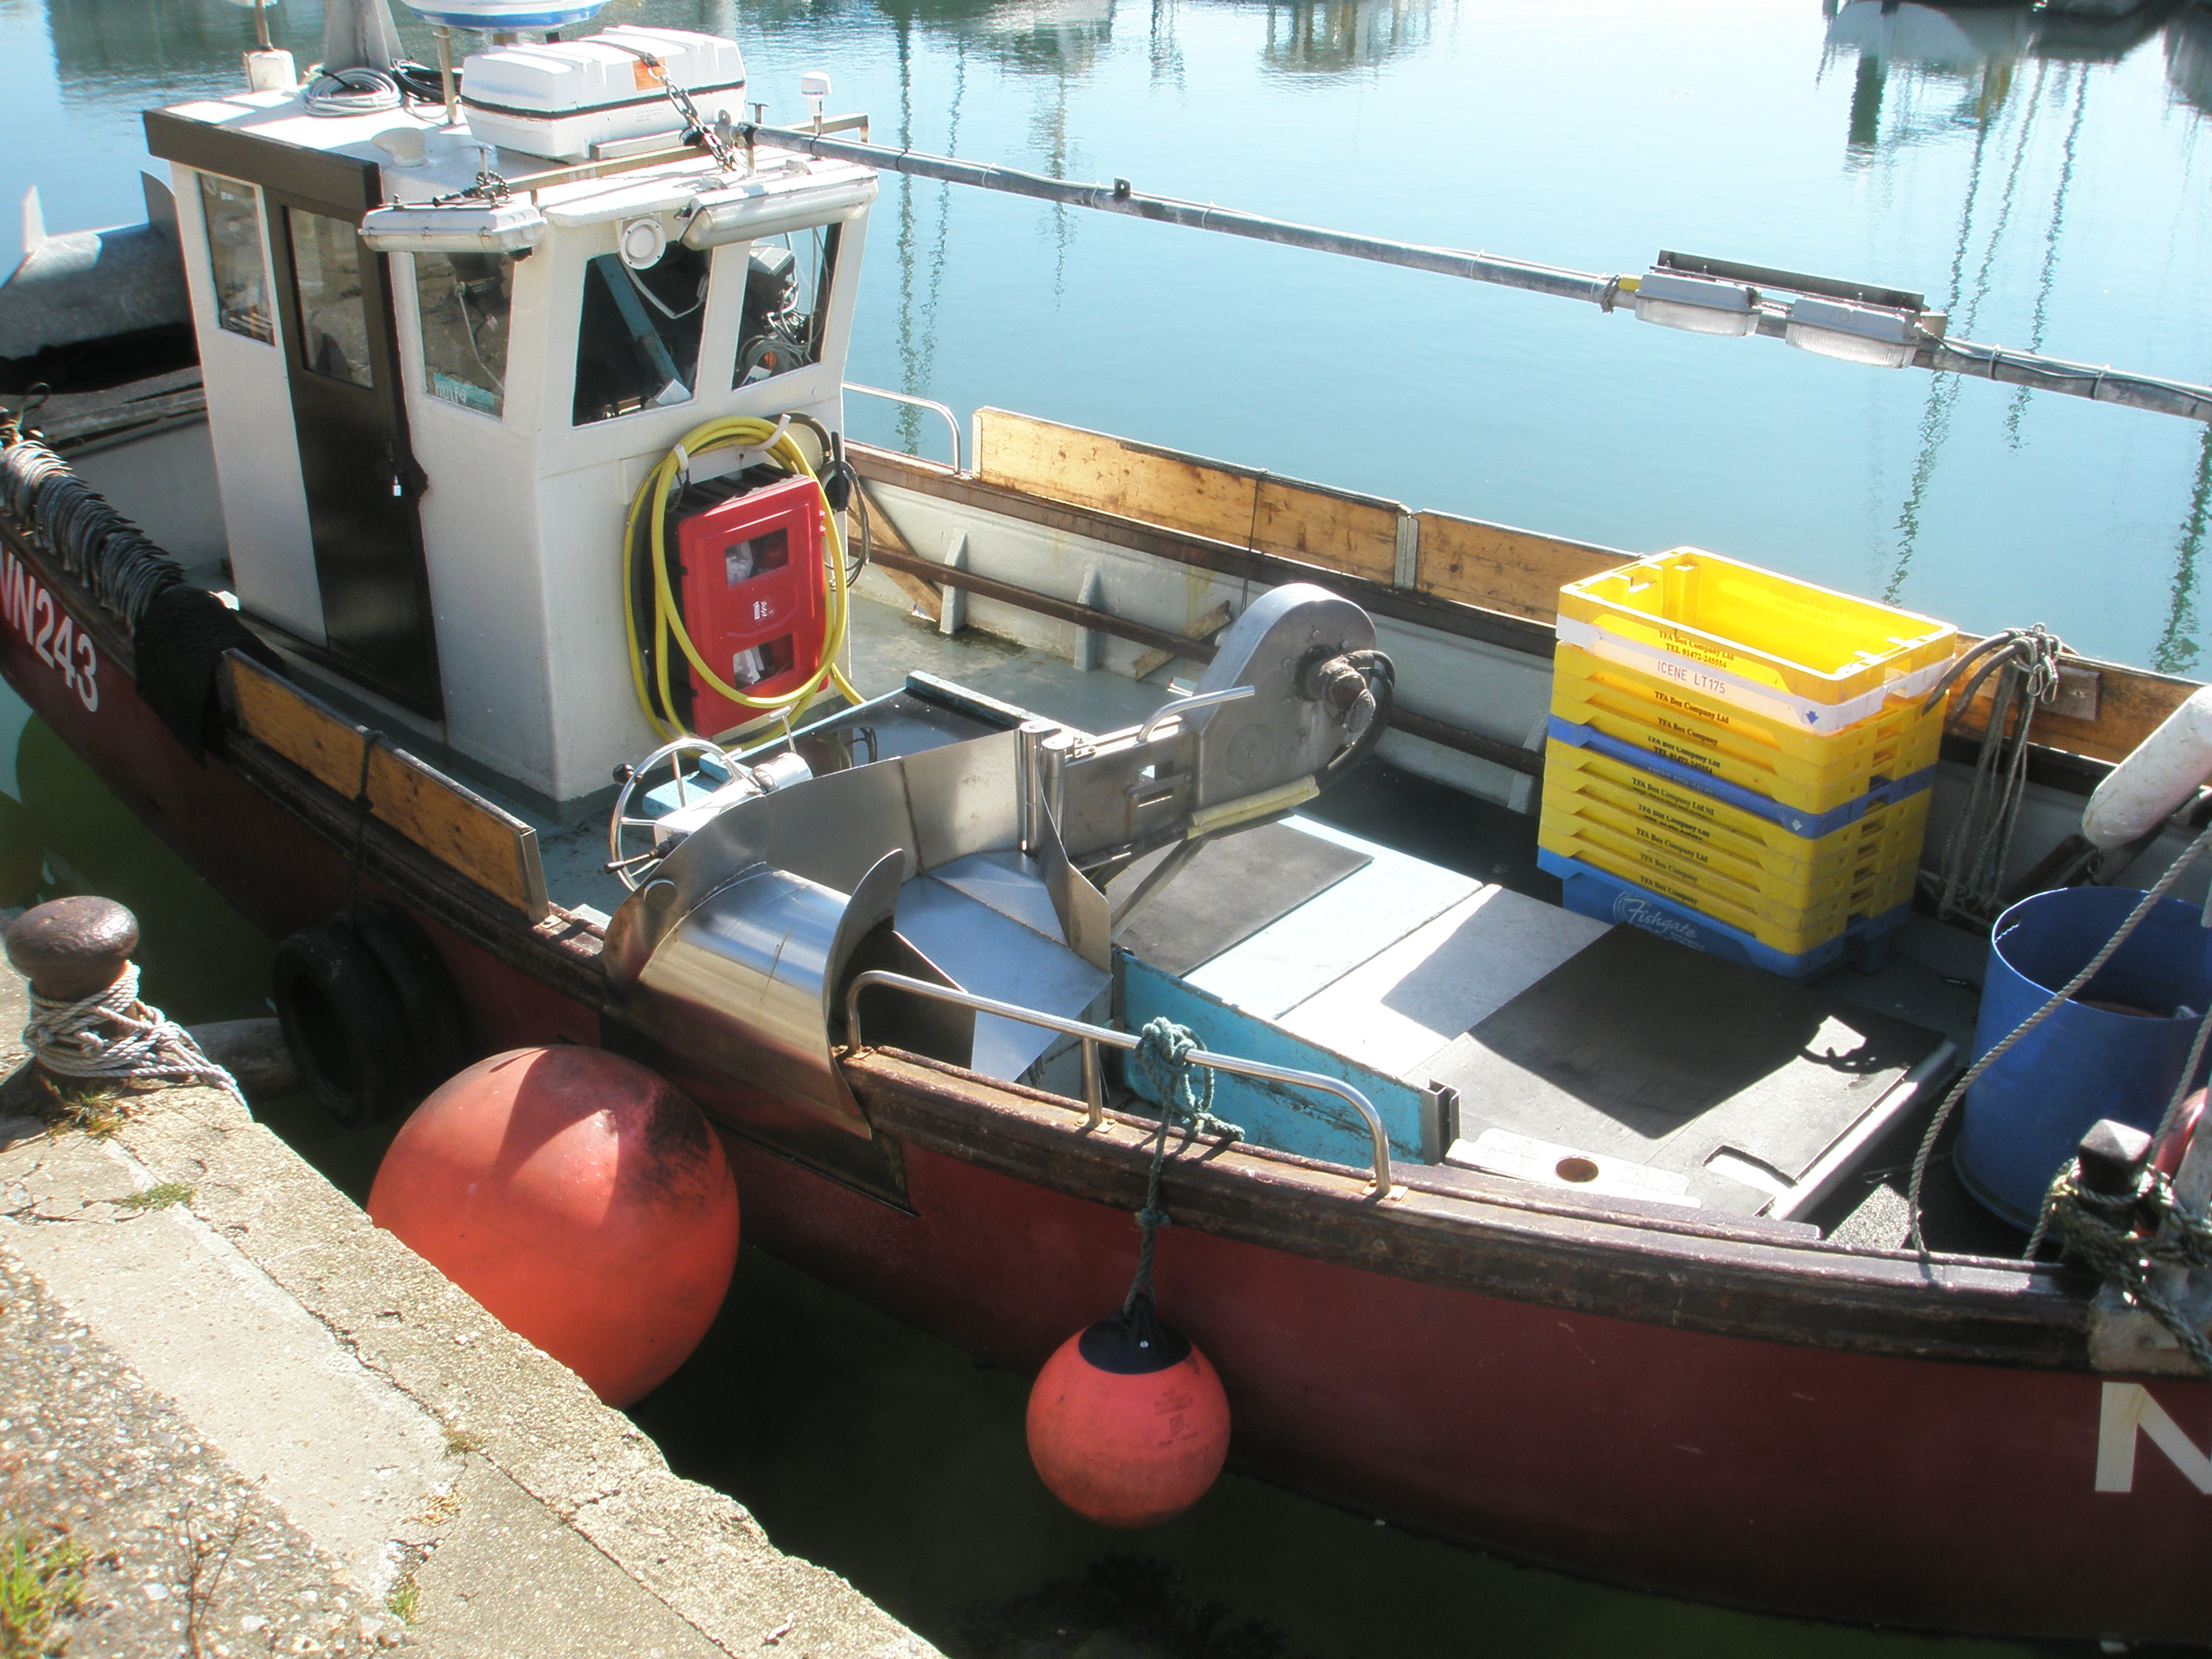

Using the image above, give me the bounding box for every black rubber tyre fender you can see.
[348,899,468,1095]
[270,922,415,1128]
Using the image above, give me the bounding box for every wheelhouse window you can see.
[198,173,272,344]
[733,223,840,388]
[572,241,709,425]
[287,210,375,387]
[415,251,514,418]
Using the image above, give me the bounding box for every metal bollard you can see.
[5,896,138,1002]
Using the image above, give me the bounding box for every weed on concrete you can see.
[0,1523,86,1658]
[113,1183,192,1214]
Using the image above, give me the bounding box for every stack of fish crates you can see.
[1536,549,1957,977]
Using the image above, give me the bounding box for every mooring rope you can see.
[1120,1017,1244,1315]
[1925,624,2066,924]
[24,964,243,1106]
[2034,1160,2212,1376]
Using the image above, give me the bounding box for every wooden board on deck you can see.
[225,652,549,920]
[1948,651,2191,768]
[1414,510,1631,623]
[975,407,1402,584]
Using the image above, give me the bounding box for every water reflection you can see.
[2029,4,2166,67]
[1824,0,2032,77]
[2167,5,2212,119]
[45,0,329,94]
[1253,0,1429,77]
[2004,68,2088,447]
[2154,426,2212,678]
[879,0,1115,69]
[1824,1,2027,164]
[1815,1,2198,625]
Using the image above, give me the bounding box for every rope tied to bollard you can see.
[25,962,244,1107]
[1122,1017,1244,1316]
[2034,1160,2212,1376]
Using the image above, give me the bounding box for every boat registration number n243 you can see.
[2097,1382,2212,1494]
[1,551,100,713]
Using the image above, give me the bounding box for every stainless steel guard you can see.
[605,736,1022,1136]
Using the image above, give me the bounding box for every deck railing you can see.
[842,969,1394,1192]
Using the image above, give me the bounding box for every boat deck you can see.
[262,587,2026,1260]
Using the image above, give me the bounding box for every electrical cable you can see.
[304,67,403,117]
[621,415,863,744]
[390,60,451,103]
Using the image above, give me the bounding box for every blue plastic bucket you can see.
[1956,886,2212,1228]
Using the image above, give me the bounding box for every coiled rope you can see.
[26,964,243,1107]
[304,67,403,117]
[1313,649,1395,787]
[1121,1018,1244,1315]
[1921,624,2066,924]
[0,415,186,633]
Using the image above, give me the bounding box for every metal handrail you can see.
[842,384,964,472]
[842,969,1394,1192]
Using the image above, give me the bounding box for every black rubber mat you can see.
[1114,823,1371,977]
[1423,927,1947,1214]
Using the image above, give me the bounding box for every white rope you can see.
[304,67,402,117]
[24,964,243,1107]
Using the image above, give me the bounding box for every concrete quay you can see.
[0,962,933,1659]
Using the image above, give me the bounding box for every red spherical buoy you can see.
[1025,1297,1230,1528]
[367,1046,738,1406]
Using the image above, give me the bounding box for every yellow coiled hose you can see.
[622,415,864,742]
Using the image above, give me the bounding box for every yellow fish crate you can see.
[1540,739,1930,895]
[1549,641,1944,816]
[1557,548,1957,736]
[1538,805,1920,956]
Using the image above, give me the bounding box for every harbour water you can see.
[3,0,2203,1650]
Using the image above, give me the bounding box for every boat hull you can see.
[5,553,2209,1645]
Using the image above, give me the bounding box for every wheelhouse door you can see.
[267,195,443,716]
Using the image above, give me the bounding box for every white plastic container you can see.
[461,27,746,161]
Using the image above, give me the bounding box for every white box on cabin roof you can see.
[461,28,748,162]
[150,74,876,805]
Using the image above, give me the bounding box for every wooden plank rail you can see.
[958,408,2196,771]
[226,653,550,920]
[1414,510,1629,623]
[975,408,1404,585]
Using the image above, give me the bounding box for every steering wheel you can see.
[607,735,736,892]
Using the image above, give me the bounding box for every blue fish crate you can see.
[1537,848,1909,979]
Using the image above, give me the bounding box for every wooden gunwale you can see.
[851,443,1559,659]
[845,1047,2089,1370]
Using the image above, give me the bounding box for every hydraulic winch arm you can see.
[1025,583,1391,879]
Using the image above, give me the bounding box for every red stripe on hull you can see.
[722,1132,2212,1643]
